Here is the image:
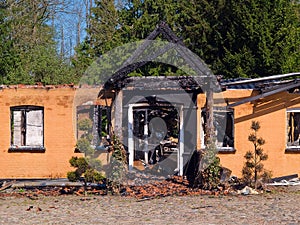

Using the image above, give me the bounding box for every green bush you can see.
[76,138,94,156]
[67,171,79,182]
[78,118,92,131]
[67,156,105,183]
[84,169,105,183]
[193,136,222,190]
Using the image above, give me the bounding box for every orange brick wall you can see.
[198,89,300,177]
[0,86,84,178]
[1,85,300,179]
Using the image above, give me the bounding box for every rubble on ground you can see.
[266,178,300,186]
[237,186,260,195]
[120,176,231,199]
[2,173,300,199]
[0,176,233,199]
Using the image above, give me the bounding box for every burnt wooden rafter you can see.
[105,21,215,91]
[157,22,185,45]
[106,42,175,88]
[123,76,205,92]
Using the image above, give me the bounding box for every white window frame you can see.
[201,107,234,151]
[10,106,44,151]
[286,108,300,149]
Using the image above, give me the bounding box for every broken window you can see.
[10,106,44,150]
[201,108,234,149]
[76,105,111,148]
[287,109,300,148]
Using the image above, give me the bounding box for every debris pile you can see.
[267,175,300,186]
[0,186,107,198]
[0,176,233,199]
[0,179,107,198]
[59,186,107,196]
[124,170,169,186]
[121,176,231,199]
[4,174,300,199]
[237,186,260,195]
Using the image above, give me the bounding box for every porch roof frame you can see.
[103,21,217,92]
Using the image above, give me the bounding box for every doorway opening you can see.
[128,101,183,176]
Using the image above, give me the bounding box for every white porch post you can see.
[128,104,134,171]
[144,109,149,164]
[179,105,184,176]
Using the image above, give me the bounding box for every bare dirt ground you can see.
[0,188,300,225]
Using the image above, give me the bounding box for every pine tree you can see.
[89,0,121,56]
[219,0,300,78]
[242,121,269,188]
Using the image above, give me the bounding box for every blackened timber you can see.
[108,22,183,87]
[121,76,205,91]
[106,106,112,138]
[158,21,185,45]
[105,22,216,91]
[108,42,175,86]
[120,22,165,67]
[260,80,297,93]
[272,174,298,182]
[205,87,214,145]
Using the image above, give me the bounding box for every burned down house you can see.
[1,23,300,179]
[102,76,204,177]
[76,23,300,179]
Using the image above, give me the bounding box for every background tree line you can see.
[0,0,299,85]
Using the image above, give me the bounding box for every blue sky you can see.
[52,0,90,58]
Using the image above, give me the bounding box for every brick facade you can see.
[1,85,300,179]
[0,86,82,178]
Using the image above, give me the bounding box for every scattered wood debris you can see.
[120,176,231,199]
[0,180,16,192]
[0,176,233,199]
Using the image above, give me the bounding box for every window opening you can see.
[11,106,44,149]
[201,108,234,148]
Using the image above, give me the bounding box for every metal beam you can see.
[222,72,300,86]
[227,81,300,108]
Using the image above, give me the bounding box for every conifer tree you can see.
[242,121,269,188]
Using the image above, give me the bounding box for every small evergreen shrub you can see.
[242,121,270,188]
[106,135,127,194]
[67,156,105,183]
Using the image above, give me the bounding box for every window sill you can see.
[217,147,236,154]
[8,146,45,153]
[285,147,300,153]
[199,147,236,153]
